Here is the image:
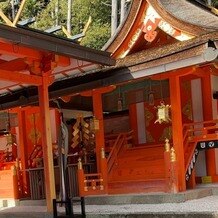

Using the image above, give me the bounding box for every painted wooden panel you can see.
[0,169,17,198]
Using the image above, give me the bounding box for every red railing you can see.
[77,157,107,196]
[183,119,218,173]
[77,131,133,196]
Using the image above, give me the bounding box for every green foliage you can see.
[81,23,111,50]
[21,0,44,19]
[70,0,111,49]
[0,2,11,21]
[34,0,111,49]
[212,0,218,7]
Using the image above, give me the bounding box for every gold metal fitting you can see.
[11,165,17,175]
[165,138,170,152]
[170,147,176,162]
[101,147,105,159]
[78,158,83,170]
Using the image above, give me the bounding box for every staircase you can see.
[183,119,218,181]
[107,140,166,194]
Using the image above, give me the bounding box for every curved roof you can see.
[156,0,218,31]
[106,0,218,58]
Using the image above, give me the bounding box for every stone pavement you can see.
[1,184,218,217]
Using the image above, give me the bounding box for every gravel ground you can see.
[0,195,218,215]
[71,196,218,214]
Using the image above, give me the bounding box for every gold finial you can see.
[170,147,176,162]
[78,158,82,170]
[101,147,105,159]
[165,138,170,152]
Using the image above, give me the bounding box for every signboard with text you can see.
[197,140,218,150]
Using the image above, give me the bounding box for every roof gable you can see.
[106,0,218,58]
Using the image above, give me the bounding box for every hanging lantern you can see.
[148,91,155,106]
[154,102,171,124]
[148,79,155,106]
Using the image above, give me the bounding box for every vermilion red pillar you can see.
[92,91,105,172]
[17,109,30,197]
[38,75,56,212]
[169,76,186,191]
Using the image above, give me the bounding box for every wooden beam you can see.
[0,9,13,26]
[55,55,71,67]
[78,16,92,42]
[0,69,42,86]
[38,75,56,212]
[81,85,116,97]
[0,58,27,71]
[62,26,72,39]
[0,41,42,60]
[151,66,196,80]
[12,0,27,26]
[0,24,115,66]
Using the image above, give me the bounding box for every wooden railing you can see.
[26,163,95,200]
[77,153,107,196]
[67,163,95,198]
[183,119,218,179]
[83,173,104,192]
[28,167,45,200]
[107,131,133,174]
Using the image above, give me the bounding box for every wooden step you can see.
[108,179,166,194]
[120,147,164,158]
[109,166,165,182]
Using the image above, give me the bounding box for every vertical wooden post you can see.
[169,76,186,191]
[18,109,29,197]
[164,138,171,192]
[38,75,56,212]
[201,74,216,178]
[77,158,85,197]
[92,91,105,172]
[12,165,19,199]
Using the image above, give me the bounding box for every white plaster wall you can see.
[211,75,218,174]
[136,102,146,144]
[191,79,207,177]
